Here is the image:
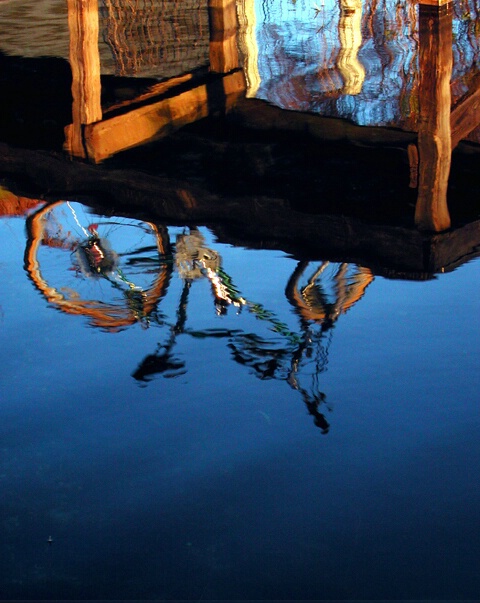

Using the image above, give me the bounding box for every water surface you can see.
[0,0,480,599]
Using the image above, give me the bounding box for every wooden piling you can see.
[414,3,452,232]
[84,70,246,162]
[208,0,239,73]
[65,0,102,158]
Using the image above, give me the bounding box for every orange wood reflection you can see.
[0,188,44,216]
[208,0,239,73]
[65,0,102,159]
[285,261,374,326]
[414,3,453,232]
[65,0,245,162]
[84,69,245,163]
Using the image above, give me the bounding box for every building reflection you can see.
[2,1,480,432]
[1,1,480,235]
[64,0,245,162]
[54,0,480,231]
[237,0,480,232]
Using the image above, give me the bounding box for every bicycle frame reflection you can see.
[24,200,374,432]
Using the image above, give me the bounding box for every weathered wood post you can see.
[208,0,239,73]
[414,1,453,232]
[65,0,102,158]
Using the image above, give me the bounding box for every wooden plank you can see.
[417,0,452,6]
[84,70,246,162]
[103,73,195,116]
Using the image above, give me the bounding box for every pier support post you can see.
[208,0,239,73]
[414,3,452,232]
[65,0,102,158]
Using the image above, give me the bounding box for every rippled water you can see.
[251,0,480,127]
[0,0,210,78]
[0,0,69,58]
[3,0,480,129]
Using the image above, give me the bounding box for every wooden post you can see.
[208,0,239,73]
[414,3,452,232]
[65,0,102,158]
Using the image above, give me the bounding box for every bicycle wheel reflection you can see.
[24,200,172,331]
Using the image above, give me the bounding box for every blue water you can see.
[1,203,479,600]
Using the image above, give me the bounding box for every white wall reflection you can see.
[240,0,480,130]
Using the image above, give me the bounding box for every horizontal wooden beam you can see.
[103,73,195,116]
[83,70,245,163]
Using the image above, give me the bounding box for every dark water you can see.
[1,1,480,601]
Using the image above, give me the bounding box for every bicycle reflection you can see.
[133,228,374,434]
[24,201,374,432]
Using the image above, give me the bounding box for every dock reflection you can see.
[1,1,480,230]
[64,0,245,161]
